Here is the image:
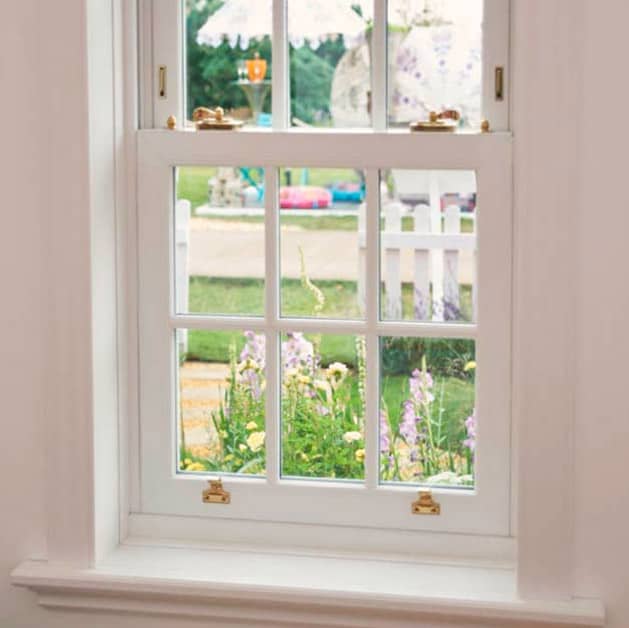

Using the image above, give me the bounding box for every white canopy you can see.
[196,0,369,49]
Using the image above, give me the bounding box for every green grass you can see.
[187,276,473,366]
[187,277,362,366]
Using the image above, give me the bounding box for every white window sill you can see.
[12,542,604,627]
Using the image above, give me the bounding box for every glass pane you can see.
[279,167,365,320]
[186,1,272,127]
[388,0,483,129]
[288,1,371,128]
[281,332,366,480]
[380,169,476,322]
[379,336,476,487]
[175,166,265,317]
[177,329,266,476]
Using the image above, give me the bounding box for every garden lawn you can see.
[187,276,473,367]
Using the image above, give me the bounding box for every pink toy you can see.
[279,186,332,209]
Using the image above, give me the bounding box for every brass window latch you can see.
[410,110,460,133]
[192,106,243,131]
[412,490,440,515]
[202,478,231,504]
[158,65,167,99]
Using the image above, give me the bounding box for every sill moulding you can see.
[12,543,604,628]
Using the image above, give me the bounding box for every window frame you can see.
[134,0,514,538]
[137,129,512,535]
[143,0,511,132]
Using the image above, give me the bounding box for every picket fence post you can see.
[443,204,462,321]
[384,202,403,319]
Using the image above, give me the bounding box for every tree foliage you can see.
[186,0,348,124]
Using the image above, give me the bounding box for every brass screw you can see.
[481,119,491,133]
[214,107,224,122]
[166,115,177,130]
[429,111,439,123]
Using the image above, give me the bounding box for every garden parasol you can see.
[388,0,483,126]
[196,0,369,50]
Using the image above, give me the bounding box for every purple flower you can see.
[240,331,265,367]
[282,332,314,373]
[379,409,391,453]
[409,368,434,405]
[400,400,418,445]
[464,409,477,452]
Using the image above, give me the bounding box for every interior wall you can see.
[1,0,628,626]
[572,0,629,623]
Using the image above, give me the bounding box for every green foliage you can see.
[206,347,266,475]
[290,43,341,125]
[186,2,352,124]
[281,340,366,479]
[180,331,474,484]
[381,337,476,378]
[186,1,272,118]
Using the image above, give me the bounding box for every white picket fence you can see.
[176,172,477,329]
[358,200,476,321]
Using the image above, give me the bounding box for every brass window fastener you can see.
[202,478,231,504]
[412,490,441,515]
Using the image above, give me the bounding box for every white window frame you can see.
[136,0,513,538]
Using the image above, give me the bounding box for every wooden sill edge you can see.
[11,556,604,628]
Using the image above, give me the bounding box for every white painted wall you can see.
[1,0,629,626]
[572,0,629,622]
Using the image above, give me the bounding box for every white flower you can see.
[342,431,363,443]
[246,431,265,453]
[326,362,348,379]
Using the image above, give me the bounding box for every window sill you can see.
[12,543,604,627]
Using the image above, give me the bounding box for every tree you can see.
[186,1,349,125]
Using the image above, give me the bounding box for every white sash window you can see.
[136,0,512,540]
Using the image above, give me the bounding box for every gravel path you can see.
[188,218,475,283]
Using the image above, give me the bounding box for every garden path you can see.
[179,362,228,454]
[188,218,475,283]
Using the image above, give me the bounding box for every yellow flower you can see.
[355,449,366,462]
[246,421,258,431]
[464,361,477,372]
[185,462,206,472]
[343,431,362,444]
[224,454,235,462]
[239,443,247,452]
[220,430,228,439]
[246,431,266,453]
[297,375,312,385]
[299,452,309,462]
[238,358,260,373]
[183,458,192,465]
